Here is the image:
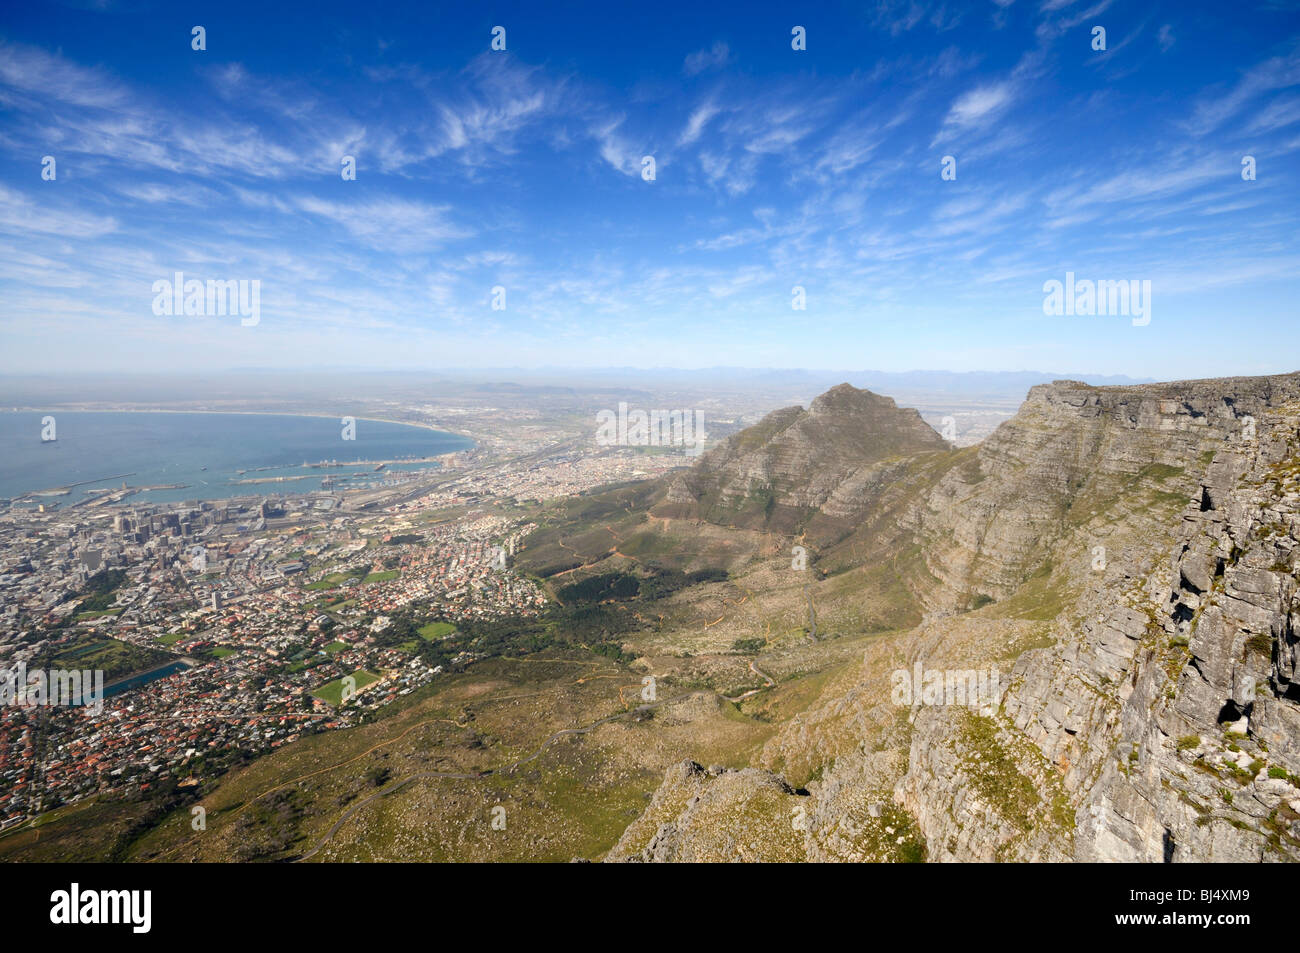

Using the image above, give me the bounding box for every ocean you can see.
[0,411,474,506]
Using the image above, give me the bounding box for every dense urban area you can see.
[0,425,693,829]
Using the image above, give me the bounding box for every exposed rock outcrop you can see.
[909,376,1300,612]
[901,375,1300,862]
[653,383,948,536]
[618,372,1300,862]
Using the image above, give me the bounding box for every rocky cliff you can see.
[611,373,1300,862]
[905,377,1300,611]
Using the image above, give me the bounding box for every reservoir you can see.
[103,660,192,699]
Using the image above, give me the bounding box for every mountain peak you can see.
[655,382,948,533]
[809,382,898,416]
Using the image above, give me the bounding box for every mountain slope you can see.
[653,383,949,537]
[610,372,1300,862]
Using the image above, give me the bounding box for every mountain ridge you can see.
[607,370,1300,862]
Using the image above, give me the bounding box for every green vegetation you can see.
[958,712,1073,848]
[557,571,641,602]
[311,670,381,705]
[986,558,1070,623]
[305,572,352,591]
[557,567,728,605]
[1245,634,1273,657]
[76,568,127,613]
[362,560,736,675]
[417,622,456,641]
[40,636,172,683]
[76,608,123,620]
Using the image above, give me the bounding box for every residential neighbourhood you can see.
[0,439,682,828]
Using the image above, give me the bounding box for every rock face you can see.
[654,383,948,535]
[607,760,809,862]
[998,406,1300,862]
[617,372,1300,862]
[900,375,1300,862]
[909,376,1300,612]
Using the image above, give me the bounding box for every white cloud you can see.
[293,195,472,253]
[683,42,732,76]
[934,81,1014,141]
[590,115,645,177]
[679,102,721,146]
[0,184,117,239]
[1185,49,1300,136]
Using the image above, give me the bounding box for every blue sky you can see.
[1,0,1298,378]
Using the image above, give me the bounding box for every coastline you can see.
[0,406,478,441]
[0,409,477,504]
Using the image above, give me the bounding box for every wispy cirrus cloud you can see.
[293,195,473,253]
[1184,46,1300,137]
[933,80,1015,142]
[679,101,722,146]
[1,3,1297,380]
[683,42,732,76]
[0,184,117,238]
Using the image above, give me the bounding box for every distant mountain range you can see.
[0,368,1153,405]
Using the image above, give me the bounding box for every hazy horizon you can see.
[5,0,1300,886]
